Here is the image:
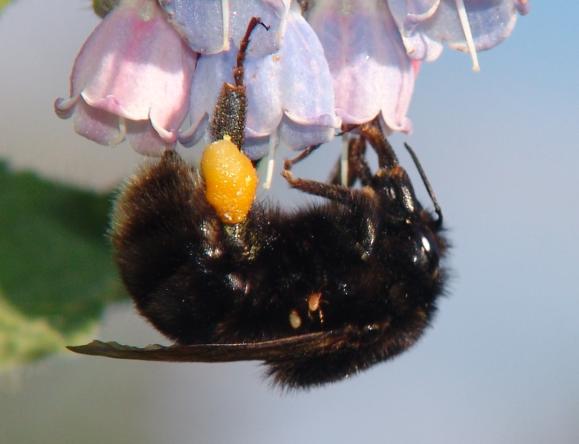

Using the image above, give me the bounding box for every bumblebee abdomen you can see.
[111,152,236,342]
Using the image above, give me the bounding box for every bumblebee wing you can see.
[67,331,345,362]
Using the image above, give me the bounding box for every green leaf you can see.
[0,0,14,14]
[0,161,127,369]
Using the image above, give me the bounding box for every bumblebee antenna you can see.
[403,143,443,227]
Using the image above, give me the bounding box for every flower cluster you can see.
[55,0,529,158]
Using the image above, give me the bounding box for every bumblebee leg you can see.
[359,122,399,169]
[355,121,425,218]
[329,135,373,187]
[350,136,373,185]
[211,17,269,147]
[362,122,443,225]
[360,122,443,224]
[282,143,322,169]
[282,147,358,205]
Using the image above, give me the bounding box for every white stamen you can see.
[262,133,278,190]
[221,0,231,52]
[455,0,480,72]
[341,136,349,186]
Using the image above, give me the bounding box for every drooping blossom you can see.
[59,0,529,158]
[307,0,417,132]
[387,0,531,70]
[55,0,197,155]
[305,0,529,131]
[179,3,340,160]
[159,0,291,57]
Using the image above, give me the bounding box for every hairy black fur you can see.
[108,135,447,388]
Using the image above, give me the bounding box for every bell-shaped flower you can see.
[180,4,340,160]
[55,0,197,155]
[307,0,417,132]
[159,0,291,57]
[387,0,530,71]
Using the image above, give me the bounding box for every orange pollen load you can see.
[201,136,258,224]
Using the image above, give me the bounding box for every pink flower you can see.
[60,0,529,158]
[179,3,339,160]
[55,0,197,155]
[387,0,531,70]
[307,0,417,133]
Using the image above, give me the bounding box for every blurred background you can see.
[1,1,578,443]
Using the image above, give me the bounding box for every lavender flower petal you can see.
[159,0,290,56]
[388,0,530,63]
[309,0,415,131]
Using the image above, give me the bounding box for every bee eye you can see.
[201,136,258,224]
[411,232,439,273]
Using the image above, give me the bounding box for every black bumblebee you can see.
[68,17,449,389]
[69,120,448,388]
